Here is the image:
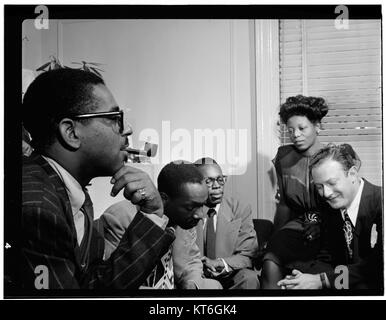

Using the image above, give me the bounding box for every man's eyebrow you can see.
[184,201,203,206]
[191,201,205,206]
[109,106,120,112]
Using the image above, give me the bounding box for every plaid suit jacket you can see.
[21,153,174,289]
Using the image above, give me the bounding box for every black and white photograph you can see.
[3,3,383,301]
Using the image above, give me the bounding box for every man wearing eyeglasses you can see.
[101,161,223,289]
[19,69,174,290]
[193,158,260,289]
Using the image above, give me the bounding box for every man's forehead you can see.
[177,182,207,198]
[313,159,344,180]
[200,164,222,176]
[90,84,119,111]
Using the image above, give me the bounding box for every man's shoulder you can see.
[102,200,138,230]
[22,155,62,209]
[221,196,251,217]
[363,179,382,198]
[361,179,383,215]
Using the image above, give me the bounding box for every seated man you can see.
[278,144,383,290]
[192,157,260,289]
[20,69,174,289]
[103,161,222,289]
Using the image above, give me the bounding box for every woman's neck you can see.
[301,139,322,157]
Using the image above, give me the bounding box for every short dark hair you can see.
[158,161,204,198]
[22,69,105,151]
[193,157,219,167]
[310,143,362,173]
[279,95,329,124]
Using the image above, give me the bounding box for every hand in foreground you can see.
[110,165,163,217]
[201,257,227,278]
[303,222,321,242]
[277,269,322,289]
[181,280,199,289]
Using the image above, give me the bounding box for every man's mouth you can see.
[326,195,339,202]
[120,143,130,151]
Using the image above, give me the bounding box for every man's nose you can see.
[121,123,133,136]
[323,185,333,198]
[212,179,221,188]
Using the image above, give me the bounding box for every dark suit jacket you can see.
[322,179,383,290]
[21,153,174,289]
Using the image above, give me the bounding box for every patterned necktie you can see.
[144,244,174,289]
[342,209,354,261]
[78,188,94,268]
[205,208,217,259]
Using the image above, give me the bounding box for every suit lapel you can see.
[215,201,240,258]
[354,179,372,237]
[31,153,84,266]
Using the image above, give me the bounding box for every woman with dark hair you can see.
[261,95,329,289]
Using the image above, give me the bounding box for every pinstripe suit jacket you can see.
[21,153,174,289]
[322,179,383,290]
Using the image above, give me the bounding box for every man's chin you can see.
[327,200,342,210]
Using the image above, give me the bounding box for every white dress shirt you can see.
[42,156,86,245]
[340,178,364,227]
[43,156,168,247]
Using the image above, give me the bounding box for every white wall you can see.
[22,19,264,219]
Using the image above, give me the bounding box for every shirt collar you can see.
[42,155,85,216]
[205,203,221,217]
[340,178,364,227]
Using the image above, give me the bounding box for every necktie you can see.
[78,189,94,268]
[342,209,354,261]
[144,244,174,289]
[205,208,217,259]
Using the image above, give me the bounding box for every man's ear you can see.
[348,166,359,179]
[58,118,81,150]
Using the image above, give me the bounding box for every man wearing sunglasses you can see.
[20,69,174,290]
[192,158,260,289]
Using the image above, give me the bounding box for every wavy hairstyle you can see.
[279,95,329,124]
[310,143,362,173]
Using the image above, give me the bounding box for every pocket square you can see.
[370,224,378,248]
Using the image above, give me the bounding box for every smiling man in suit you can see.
[192,157,260,289]
[20,69,174,290]
[278,144,383,291]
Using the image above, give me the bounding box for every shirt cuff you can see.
[140,211,169,229]
[220,258,230,273]
[320,272,331,289]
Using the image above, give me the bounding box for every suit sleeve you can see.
[22,202,174,289]
[222,201,259,270]
[172,228,222,289]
